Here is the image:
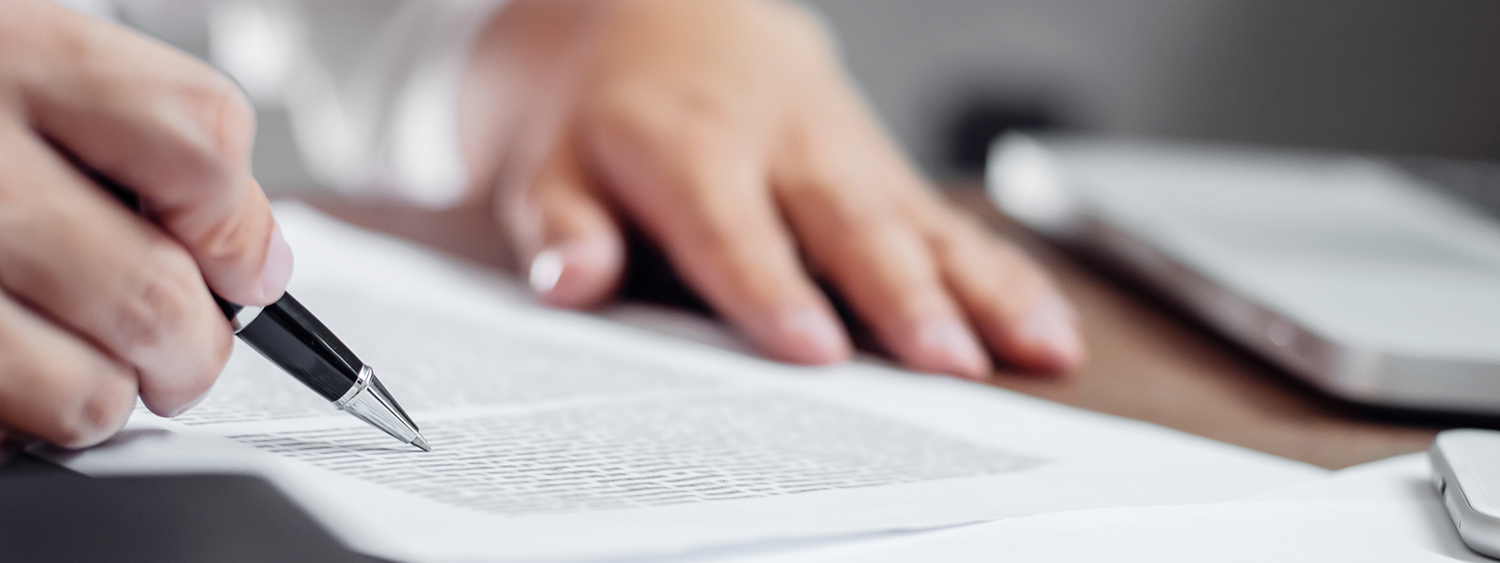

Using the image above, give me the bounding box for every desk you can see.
[307,185,1439,471]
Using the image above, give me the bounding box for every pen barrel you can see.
[213,295,242,320]
[234,293,365,402]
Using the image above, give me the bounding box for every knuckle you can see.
[826,194,886,235]
[110,246,207,358]
[139,333,228,419]
[0,292,136,448]
[598,80,735,155]
[797,181,889,243]
[201,78,257,157]
[53,371,136,449]
[672,93,736,137]
[16,350,139,449]
[925,212,990,257]
[159,76,254,191]
[676,208,738,260]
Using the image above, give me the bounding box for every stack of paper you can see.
[49,202,1326,562]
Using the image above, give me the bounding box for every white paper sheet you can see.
[747,453,1478,563]
[46,202,1326,562]
[718,500,1457,563]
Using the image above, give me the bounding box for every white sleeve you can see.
[209,0,507,207]
[50,0,505,206]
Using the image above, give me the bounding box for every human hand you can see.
[460,0,1082,378]
[0,0,290,447]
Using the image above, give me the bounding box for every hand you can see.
[460,0,1083,378]
[0,1,291,447]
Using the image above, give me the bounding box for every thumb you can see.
[499,142,625,308]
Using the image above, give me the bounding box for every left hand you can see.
[457,0,1084,379]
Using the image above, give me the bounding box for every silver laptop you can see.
[987,134,1500,415]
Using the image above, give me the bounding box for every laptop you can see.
[987,133,1500,415]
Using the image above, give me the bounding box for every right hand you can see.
[0,0,291,448]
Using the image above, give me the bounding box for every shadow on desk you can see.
[0,461,393,563]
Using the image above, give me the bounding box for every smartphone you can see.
[1431,429,1500,558]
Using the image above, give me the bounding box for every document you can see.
[48,202,1325,562]
[750,454,1474,563]
[727,500,1456,563]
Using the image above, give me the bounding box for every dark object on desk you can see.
[0,471,381,563]
[944,95,1061,177]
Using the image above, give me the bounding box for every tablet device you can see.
[989,134,1500,414]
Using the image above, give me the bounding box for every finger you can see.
[14,3,290,306]
[931,214,1085,372]
[0,291,138,449]
[588,109,851,364]
[777,161,992,380]
[497,140,627,308]
[0,127,232,416]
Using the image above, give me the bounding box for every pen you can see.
[215,294,430,451]
[91,170,429,451]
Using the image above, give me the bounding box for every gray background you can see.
[800,0,1500,179]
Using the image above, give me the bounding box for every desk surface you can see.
[309,186,1441,470]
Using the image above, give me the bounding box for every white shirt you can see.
[58,0,507,207]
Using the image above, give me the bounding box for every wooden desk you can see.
[306,187,1440,471]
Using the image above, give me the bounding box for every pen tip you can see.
[412,434,431,452]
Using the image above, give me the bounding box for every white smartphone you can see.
[1431,429,1500,558]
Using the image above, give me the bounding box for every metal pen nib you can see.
[336,366,431,451]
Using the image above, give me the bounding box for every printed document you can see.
[49,202,1325,562]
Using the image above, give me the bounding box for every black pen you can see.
[215,294,429,451]
[93,171,429,451]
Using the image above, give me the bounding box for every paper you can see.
[1249,453,1488,561]
[47,202,1326,562]
[721,501,1455,563]
[747,454,1479,563]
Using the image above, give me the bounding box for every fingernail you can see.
[166,389,212,418]
[1020,296,1085,367]
[773,308,850,364]
[259,225,294,303]
[916,318,991,380]
[529,248,565,295]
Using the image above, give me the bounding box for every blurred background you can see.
[800,0,1500,182]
